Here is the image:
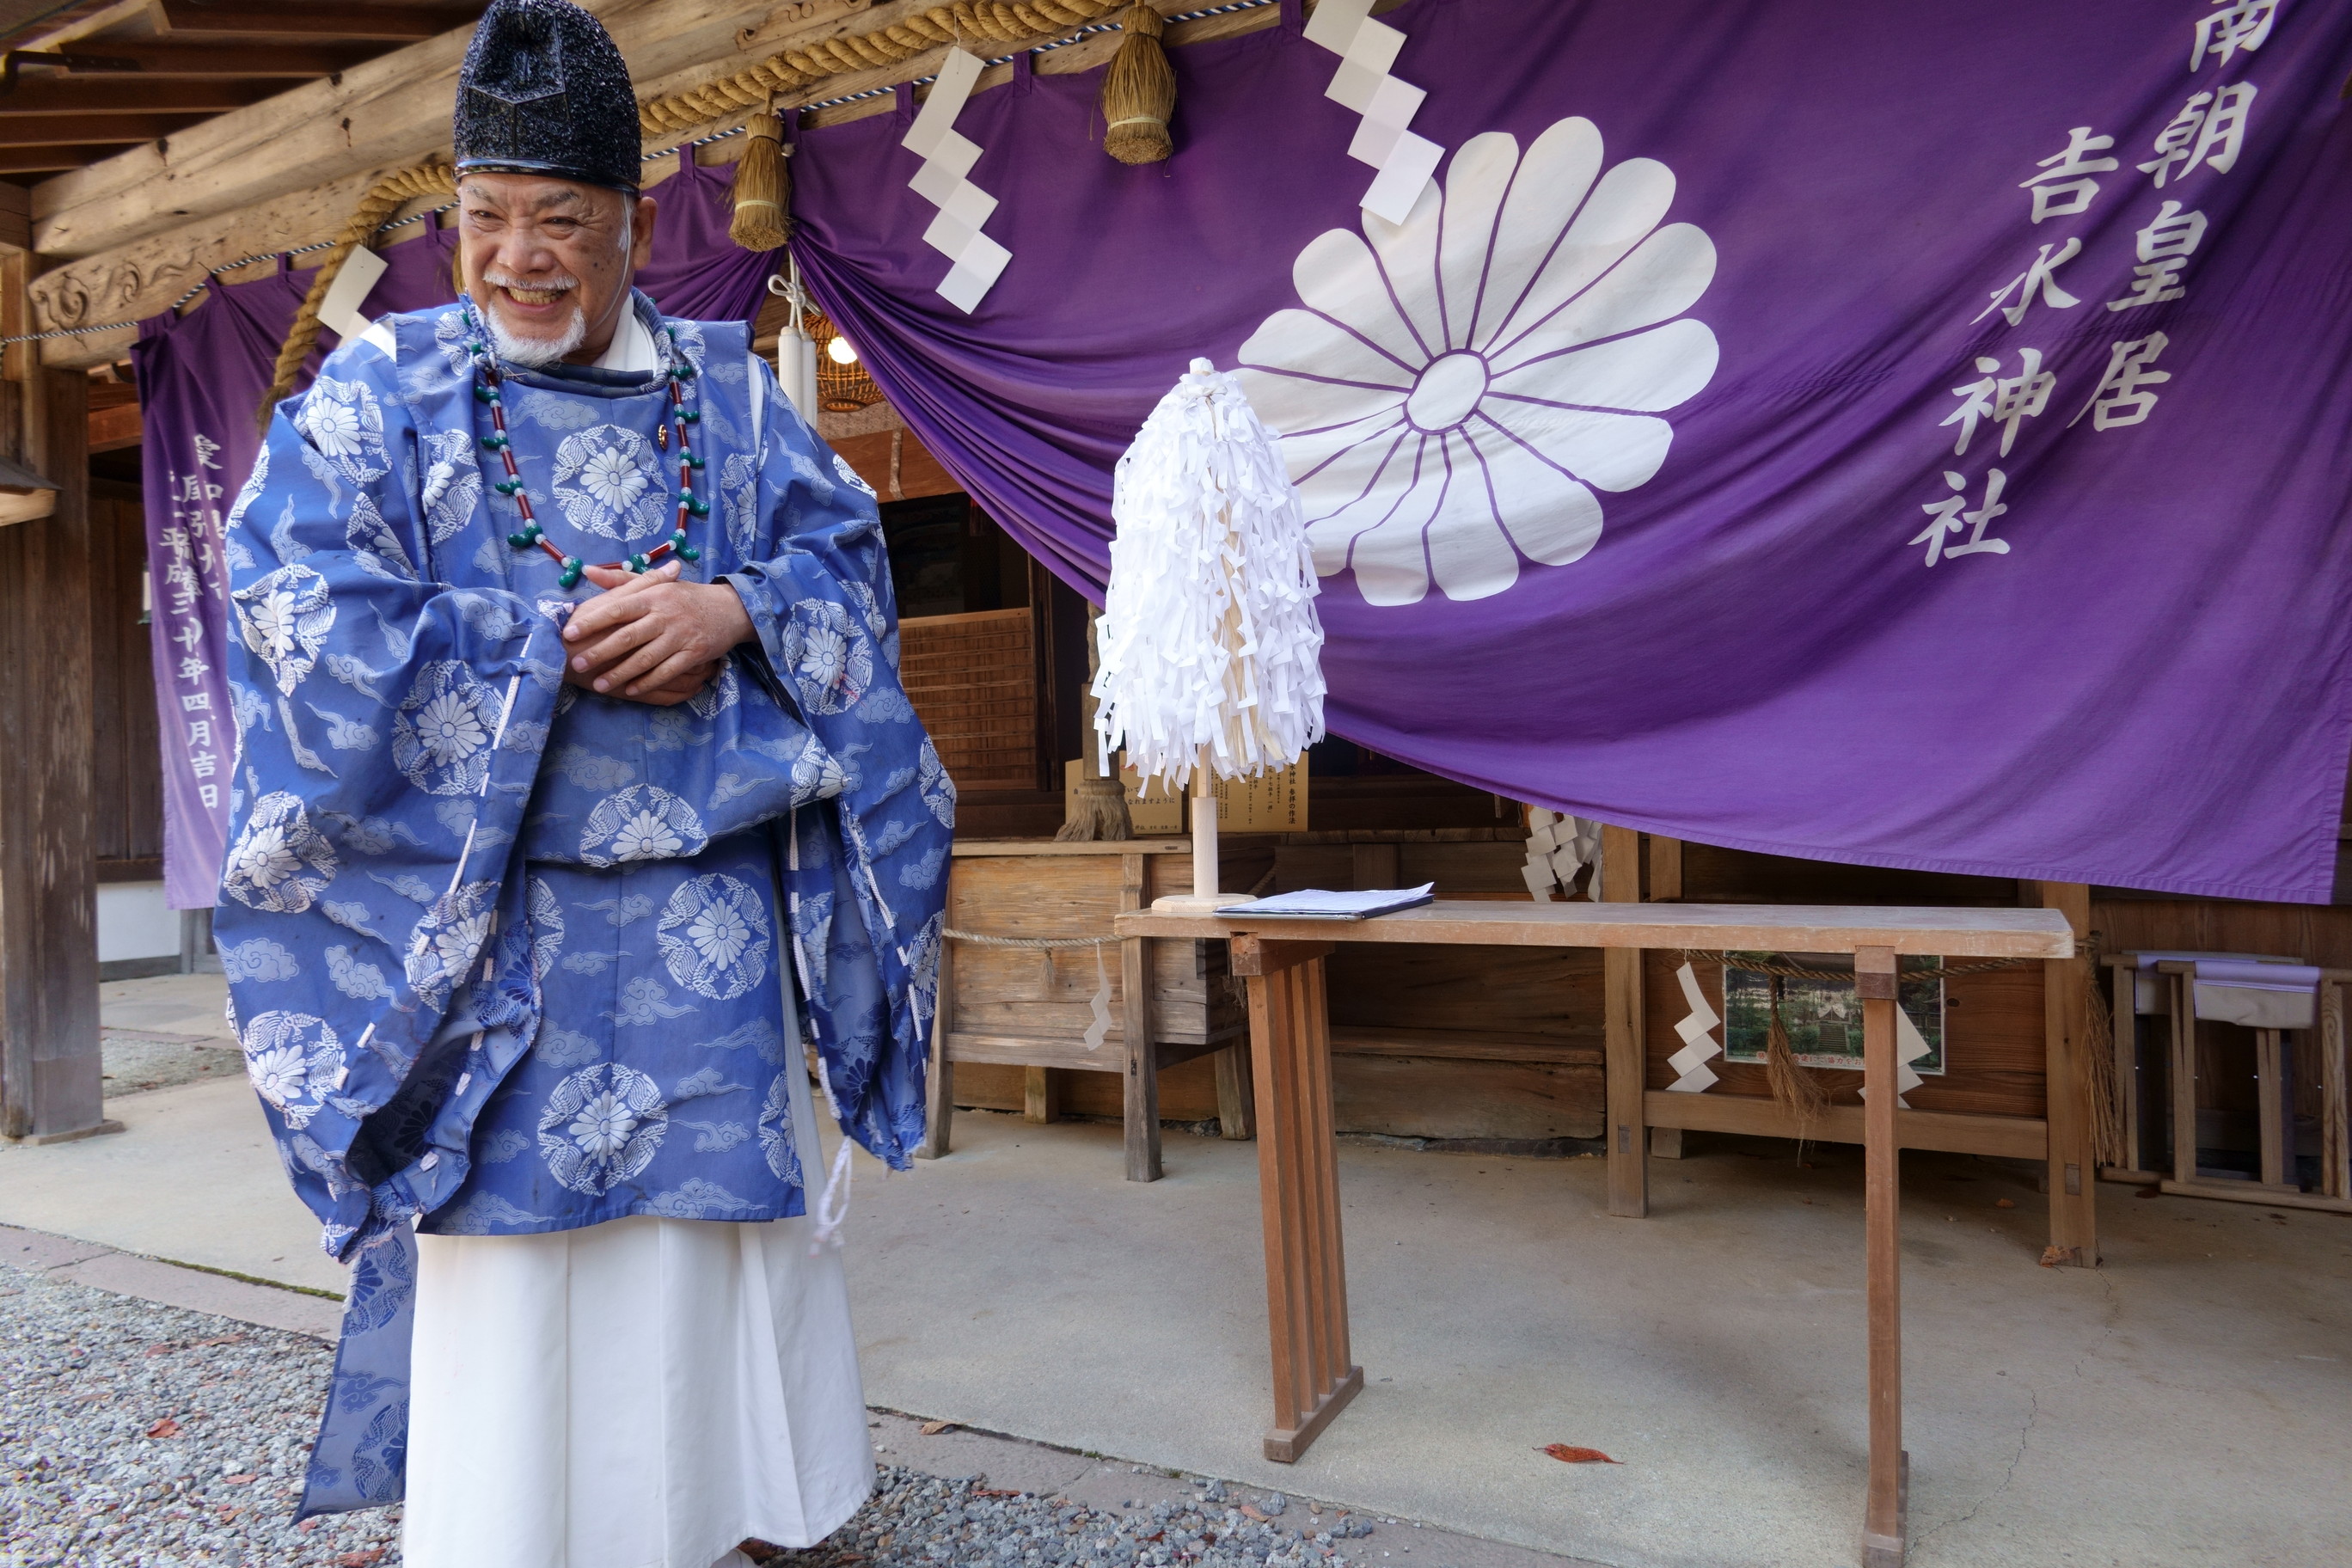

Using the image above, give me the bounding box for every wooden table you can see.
[1117,901,2074,1568]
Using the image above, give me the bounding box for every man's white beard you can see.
[482,297,587,368]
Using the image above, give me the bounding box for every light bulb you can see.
[826,335,859,366]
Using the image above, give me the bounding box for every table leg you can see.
[1235,935,1360,1463]
[1859,944,1907,1568]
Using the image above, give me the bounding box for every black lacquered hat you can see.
[453,0,641,193]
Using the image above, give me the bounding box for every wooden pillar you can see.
[1600,823,1647,1217]
[1215,1037,1256,1140]
[0,348,105,1143]
[2031,881,2098,1265]
[1858,944,1907,1568]
[1120,851,1161,1181]
[1233,934,1359,1462]
[1023,1065,1061,1124]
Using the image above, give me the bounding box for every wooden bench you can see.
[1118,898,2073,1568]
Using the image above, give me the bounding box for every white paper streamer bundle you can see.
[1093,358,1326,789]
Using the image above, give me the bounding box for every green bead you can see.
[473,383,499,403]
[675,361,696,379]
[480,433,509,451]
[684,494,710,518]
[628,554,649,573]
[559,567,583,589]
[494,477,523,496]
[507,530,533,549]
[466,340,485,355]
[677,544,701,562]
[683,453,706,470]
[679,409,701,425]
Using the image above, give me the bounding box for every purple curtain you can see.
[787,0,2352,903]
[134,157,779,909]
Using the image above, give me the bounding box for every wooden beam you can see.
[0,146,112,175]
[0,116,199,147]
[0,362,107,1142]
[0,181,25,250]
[0,78,271,115]
[155,3,484,41]
[26,41,374,77]
[27,0,879,262]
[1644,1091,2049,1161]
[2030,879,2098,1266]
[87,395,136,450]
[1600,822,1646,1217]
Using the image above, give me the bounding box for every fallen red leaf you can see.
[1239,1505,1270,1522]
[224,1473,258,1485]
[334,1550,384,1567]
[1540,1444,1622,1465]
[144,1417,180,1439]
[918,1420,956,1436]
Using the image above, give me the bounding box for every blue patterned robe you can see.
[212,293,951,1516]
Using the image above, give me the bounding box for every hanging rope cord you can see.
[256,160,458,424]
[1679,940,2123,1165]
[9,0,1279,352]
[637,0,1133,134]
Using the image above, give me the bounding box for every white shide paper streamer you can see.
[1521,808,1602,900]
[1666,961,1723,1093]
[1857,1007,1936,1110]
[1302,0,1446,224]
[1092,359,1326,788]
[903,48,1013,313]
[317,246,389,343]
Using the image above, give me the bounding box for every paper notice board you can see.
[1062,757,1308,833]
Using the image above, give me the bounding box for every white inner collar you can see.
[594,306,658,373]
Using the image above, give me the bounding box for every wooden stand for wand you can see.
[1155,746,1246,913]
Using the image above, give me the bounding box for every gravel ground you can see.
[748,1471,1374,1568]
[98,1033,243,1098]
[3,1256,1379,1568]
[1,1258,400,1567]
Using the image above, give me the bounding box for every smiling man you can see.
[209,3,952,1565]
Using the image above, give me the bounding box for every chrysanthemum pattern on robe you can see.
[234,563,336,694]
[781,598,875,715]
[391,660,505,796]
[418,429,484,545]
[527,876,565,981]
[223,792,339,914]
[538,1063,669,1195]
[552,424,667,540]
[240,1010,344,1130]
[657,873,772,1000]
[1234,117,1719,606]
[403,879,499,1012]
[756,1071,804,1184]
[295,377,391,487]
[916,738,956,827]
[579,784,710,867]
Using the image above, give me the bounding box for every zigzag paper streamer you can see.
[1302,0,1447,224]
[1858,1005,1936,1109]
[1665,961,1722,1093]
[1083,943,1112,1051]
[903,48,1012,312]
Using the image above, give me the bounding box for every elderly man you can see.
[211,3,950,1564]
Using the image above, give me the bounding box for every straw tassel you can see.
[1099,3,1175,165]
[1762,977,1831,1129]
[729,110,793,250]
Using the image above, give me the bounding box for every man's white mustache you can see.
[485,269,580,297]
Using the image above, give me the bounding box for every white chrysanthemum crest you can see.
[1092,359,1326,789]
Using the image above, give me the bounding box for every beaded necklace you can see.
[462,303,710,590]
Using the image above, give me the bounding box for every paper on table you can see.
[1216,883,1436,919]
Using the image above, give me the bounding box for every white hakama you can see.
[401,1053,872,1568]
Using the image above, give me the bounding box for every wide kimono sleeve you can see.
[213,340,567,1259]
[719,358,952,1172]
